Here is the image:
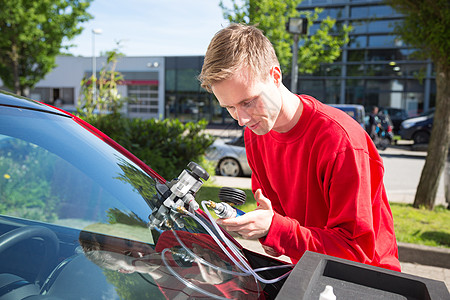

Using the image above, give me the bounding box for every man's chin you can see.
[250,127,270,135]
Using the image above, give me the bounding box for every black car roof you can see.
[0,90,70,117]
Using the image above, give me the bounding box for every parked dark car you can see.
[400,109,434,144]
[0,91,292,299]
[329,104,366,129]
[380,107,409,134]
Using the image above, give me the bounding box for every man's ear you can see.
[270,66,282,87]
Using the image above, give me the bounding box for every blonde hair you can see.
[199,23,279,93]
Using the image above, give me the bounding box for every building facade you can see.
[295,0,435,116]
[26,56,166,120]
[0,0,435,122]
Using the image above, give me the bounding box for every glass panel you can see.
[61,88,74,105]
[347,64,365,76]
[348,50,366,62]
[0,113,156,228]
[165,69,176,92]
[406,79,425,92]
[368,35,396,47]
[165,92,204,122]
[405,92,424,115]
[367,49,407,61]
[345,79,365,104]
[0,104,274,299]
[299,80,327,101]
[176,69,200,92]
[401,64,427,77]
[366,64,401,77]
[318,7,345,20]
[366,79,394,90]
[350,20,367,34]
[367,20,394,33]
[350,6,368,18]
[325,79,342,103]
[349,35,367,48]
[308,23,321,35]
[127,84,160,118]
[369,5,398,17]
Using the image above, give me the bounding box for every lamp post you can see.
[92,28,103,101]
[287,17,307,94]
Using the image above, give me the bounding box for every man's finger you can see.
[254,189,272,210]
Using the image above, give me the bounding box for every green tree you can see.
[0,0,92,96]
[78,45,127,117]
[386,0,450,210]
[219,0,352,75]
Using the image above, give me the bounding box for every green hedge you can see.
[82,113,215,180]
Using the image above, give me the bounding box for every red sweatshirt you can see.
[245,95,401,271]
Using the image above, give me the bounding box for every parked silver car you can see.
[206,135,252,177]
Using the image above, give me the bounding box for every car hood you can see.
[401,116,428,126]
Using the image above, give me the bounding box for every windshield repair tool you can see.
[148,162,209,230]
[206,187,246,219]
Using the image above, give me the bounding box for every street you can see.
[210,144,447,207]
[381,145,446,206]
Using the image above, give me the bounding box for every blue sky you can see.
[66,0,233,57]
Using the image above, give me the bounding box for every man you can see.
[199,23,400,271]
[367,105,380,141]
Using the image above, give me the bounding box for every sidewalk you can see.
[209,175,450,291]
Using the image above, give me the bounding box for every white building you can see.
[1,56,165,120]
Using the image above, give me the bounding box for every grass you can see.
[196,185,450,249]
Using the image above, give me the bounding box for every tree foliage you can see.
[81,114,215,180]
[78,44,127,117]
[0,0,92,96]
[386,0,450,209]
[219,0,352,75]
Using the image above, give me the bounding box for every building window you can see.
[367,20,396,33]
[368,35,397,47]
[30,87,74,106]
[349,36,367,48]
[127,85,159,117]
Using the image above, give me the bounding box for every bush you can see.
[81,113,215,180]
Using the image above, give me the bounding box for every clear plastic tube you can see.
[183,206,250,274]
[171,229,249,277]
[161,248,230,300]
[156,202,294,299]
[200,201,293,284]
[192,201,294,284]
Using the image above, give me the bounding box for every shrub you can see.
[81,113,215,180]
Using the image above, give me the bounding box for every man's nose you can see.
[235,108,251,126]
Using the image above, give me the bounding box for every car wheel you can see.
[218,158,242,177]
[413,131,430,144]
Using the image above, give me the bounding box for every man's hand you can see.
[216,189,274,240]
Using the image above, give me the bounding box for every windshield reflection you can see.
[79,228,260,299]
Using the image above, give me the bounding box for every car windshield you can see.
[0,106,155,229]
[0,103,282,299]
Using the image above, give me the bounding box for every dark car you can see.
[0,91,292,299]
[399,109,434,144]
[329,104,366,129]
[380,107,409,134]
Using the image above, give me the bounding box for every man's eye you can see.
[243,99,255,107]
